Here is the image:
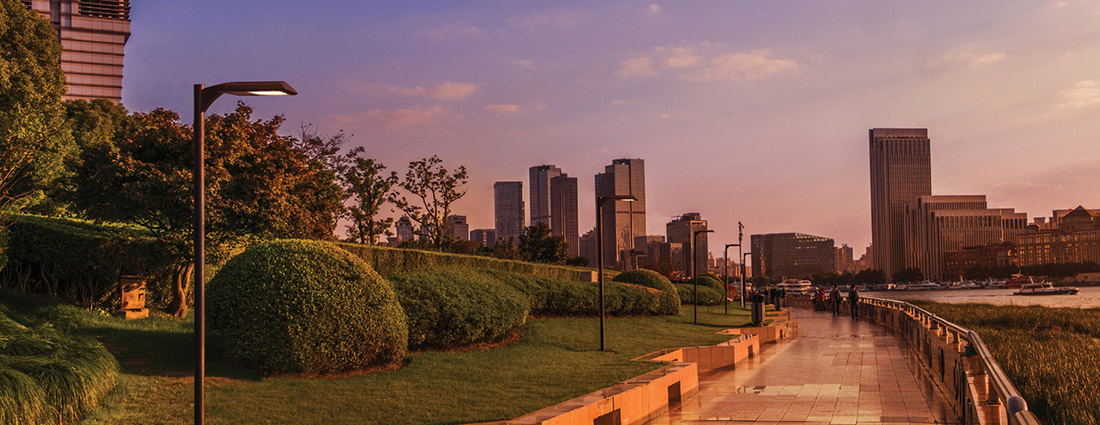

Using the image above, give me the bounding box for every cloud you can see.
[662,47,704,68]
[1059,80,1100,107]
[617,57,656,78]
[484,102,547,114]
[648,4,661,15]
[680,49,800,81]
[390,82,479,100]
[328,106,460,130]
[970,52,1006,66]
[420,23,486,40]
[506,12,584,31]
[610,98,637,105]
[510,59,537,70]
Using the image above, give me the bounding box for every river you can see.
[863,286,1100,309]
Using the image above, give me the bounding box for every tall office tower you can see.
[904,195,1028,279]
[870,128,932,276]
[25,0,131,102]
[550,174,579,257]
[395,216,415,243]
[666,213,709,277]
[595,158,646,268]
[494,182,525,246]
[470,229,496,247]
[529,165,562,226]
[445,215,469,241]
[750,233,836,279]
[579,228,599,268]
[835,244,854,273]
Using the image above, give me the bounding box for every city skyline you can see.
[115,1,1100,253]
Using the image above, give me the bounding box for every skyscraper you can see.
[446,215,469,241]
[529,165,562,226]
[869,128,932,276]
[903,195,1027,278]
[470,229,496,247]
[25,0,131,102]
[550,173,579,257]
[595,158,646,268]
[494,182,525,245]
[666,213,708,277]
[750,233,836,279]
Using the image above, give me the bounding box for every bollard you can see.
[751,293,764,325]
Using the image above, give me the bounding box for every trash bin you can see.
[751,293,765,325]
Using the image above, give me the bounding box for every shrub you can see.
[675,284,723,305]
[337,242,603,281]
[207,240,407,374]
[389,268,529,349]
[478,269,662,317]
[0,306,119,425]
[612,269,680,315]
[686,275,725,290]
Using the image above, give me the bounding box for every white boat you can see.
[776,279,814,294]
[907,281,941,290]
[1013,279,1079,296]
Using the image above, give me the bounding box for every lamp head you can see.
[198,81,297,112]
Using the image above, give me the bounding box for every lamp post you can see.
[691,228,714,324]
[193,81,296,425]
[737,221,744,307]
[596,194,636,351]
[741,251,753,308]
[723,243,739,315]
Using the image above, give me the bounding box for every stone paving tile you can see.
[643,309,962,425]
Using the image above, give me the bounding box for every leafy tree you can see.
[891,267,924,283]
[492,238,521,260]
[74,105,345,317]
[389,155,468,250]
[0,0,73,225]
[518,222,567,264]
[341,149,398,244]
[565,256,588,267]
[853,268,887,284]
[643,257,673,278]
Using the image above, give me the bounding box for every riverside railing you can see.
[856,296,1041,425]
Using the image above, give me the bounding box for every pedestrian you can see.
[830,286,841,316]
[849,287,860,318]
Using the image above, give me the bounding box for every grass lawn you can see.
[1,292,776,425]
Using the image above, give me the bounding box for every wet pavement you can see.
[645,309,961,425]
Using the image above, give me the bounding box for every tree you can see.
[0,0,73,224]
[74,105,346,317]
[891,267,923,283]
[853,268,887,284]
[643,257,673,277]
[389,155,468,250]
[518,222,568,264]
[341,149,398,244]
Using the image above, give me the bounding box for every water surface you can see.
[863,286,1100,309]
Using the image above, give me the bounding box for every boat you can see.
[907,281,942,290]
[776,279,814,294]
[1013,280,1079,296]
[1005,274,1031,289]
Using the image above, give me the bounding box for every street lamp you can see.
[691,228,714,324]
[723,243,739,315]
[193,81,296,425]
[596,194,636,351]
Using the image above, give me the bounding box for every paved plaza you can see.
[645,309,961,425]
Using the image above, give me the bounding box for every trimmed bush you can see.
[675,284,723,305]
[389,269,529,349]
[337,242,603,281]
[0,305,119,425]
[477,269,662,317]
[612,269,680,315]
[207,240,407,374]
[686,275,725,291]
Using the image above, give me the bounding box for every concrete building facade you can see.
[550,173,579,257]
[446,215,469,241]
[470,229,496,247]
[666,213,709,278]
[595,158,646,269]
[529,165,562,226]
[870,128,932,277]
[751,233,836,279]
[494,182,525,246]
[26,0,131,102]
[1016,206,1100,267]
[903,195,1027,279]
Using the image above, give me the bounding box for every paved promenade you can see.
[645,308,961,425]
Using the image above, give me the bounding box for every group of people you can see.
[812,286,860,318]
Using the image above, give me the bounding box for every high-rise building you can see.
[870,128,932,276]
[835,244,854,273]
[550,174,579,257]
[494,182,524,246]
[903,195,1027,279]
[751,233,836,279]
[446,215,469,241]
[470,229,496,247]
[529,165,562,226]
[595,158,646,269]
[25,0,131,102]
[1016,206,1100,267]
[666,213,709,277]
[395,216,415,243]
[579,228,599,268]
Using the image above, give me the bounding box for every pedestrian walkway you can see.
[644,308,961,424]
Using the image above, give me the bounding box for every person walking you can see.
[830,286,841,316]
[848,287,860,318]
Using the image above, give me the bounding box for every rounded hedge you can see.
[207,240,407,374]
[390,268,530,350]
[675,283,723,305]
[687,275,725,290]
[612,270,680,315]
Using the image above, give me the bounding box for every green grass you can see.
[915,302,1100,425]
[3,291,764,425]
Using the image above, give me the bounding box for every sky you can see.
[120,0,1100,257]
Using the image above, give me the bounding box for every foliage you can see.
[853,268,887,284]
[518,222,568,264]
[918,302,1100,425]
[642,257,673,277]
[0,304,119,425]
[891,267,923,283]
[612,269,680,315]
[206,240,407,373]
[389,155,468,250]
[340,149,398,245]
[389,268,528,349]
[674,283,723,305]
[686,275,724,290]
[565,256,588,267]
[480,269,662,317]
[337,242,601,281]
[0,0,74,236]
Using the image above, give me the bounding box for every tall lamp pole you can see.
[691,228,714,324]
[194,81,296,425]
[596,194,636,351]
[723,243,739,315]
[737,221,744,307]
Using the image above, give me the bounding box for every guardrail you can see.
[855,296,1041,425]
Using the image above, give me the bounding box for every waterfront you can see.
[865,286,1100,308]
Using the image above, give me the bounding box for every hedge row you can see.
[478,269,664,317]
[337,242,600,281]
[675,283,724,305]
[0,305,119,425]
[612,269,680,315]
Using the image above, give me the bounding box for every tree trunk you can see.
[168,263,194,318]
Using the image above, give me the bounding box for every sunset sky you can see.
[121,1,1100,256]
